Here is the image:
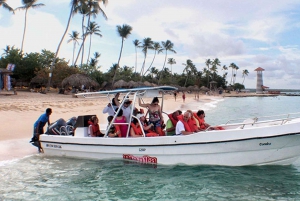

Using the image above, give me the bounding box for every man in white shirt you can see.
[175,112,194,135]
[102,103,116,116]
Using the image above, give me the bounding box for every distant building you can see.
[254,67,265,94]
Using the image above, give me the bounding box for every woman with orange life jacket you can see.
[186,110,201,132]
[175,112,195,135]
[130,117,158,137]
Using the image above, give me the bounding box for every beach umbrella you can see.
[113,79,128,88]
[61,74,100,88]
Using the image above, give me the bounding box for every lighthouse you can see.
[254,67,265,94]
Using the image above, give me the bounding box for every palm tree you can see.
[47,0,81,90]
[229,63,236,85]
[139,37,154,79]
[233,65,239,84]
[0,0,14,13]
[182,59,196,87]
[211,58,220,80]
[167,58,176,83]
[15,0,45,53]
[67,31,81,66]
[158,40,176,84]
[112,24,133,85]
[133,39,140,74]
[85,21,102,64]
[143,42,162,76]
[205,59,212,87]
[74,0,107,66]
[242,69,249,85]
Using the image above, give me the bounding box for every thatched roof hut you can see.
[61,74,99,88]
[113,79,128,88]
[200,86,209,91]
[128,80,138,88]
[30,76,48,87]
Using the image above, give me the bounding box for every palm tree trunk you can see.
[86,35,92,64]
[140,54,147,81]
[72,41,75,66]
[74,34,87,66]
[158,51,168,84]
[184,74,188,87]
[47,4,74,90]
[134,47,137,74]
[112,39,124,85]
[20,9,28,53]
[143,51,156,76]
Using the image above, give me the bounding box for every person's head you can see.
[136,113,146,122]
[107,116,113,123]
[177,110,182,115]
[151,97,159,105]
[183,112,191,122]
[90,116,99,124]
[132,118,139,125]
[197,110,205,118]
[187,110,193,117]
[172,110,179,120]
[46,108,52,116]
[116,108,123,117]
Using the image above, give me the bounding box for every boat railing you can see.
[216,113,300,130]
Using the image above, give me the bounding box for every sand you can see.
[0,90,218,161]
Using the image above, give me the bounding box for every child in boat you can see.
[107,116,120,137]
[138,97,165,136]
[88,116,104,137]
[130,116,158,137]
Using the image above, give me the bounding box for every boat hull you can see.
[40,123,300,166]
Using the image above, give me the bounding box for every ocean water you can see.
[1,96,300,201]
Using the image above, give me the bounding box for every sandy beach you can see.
[0,90,221,162]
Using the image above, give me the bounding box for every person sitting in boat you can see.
[175,111,195,135]
[88,116,104,137]
[136,113,159,136]
[186,110,201,132]
[166,110,180,136]
[138,97,165,136]
[130,117,158,137]
[114,108,128,137]
[194,110,223,130]
[107,116,120,137]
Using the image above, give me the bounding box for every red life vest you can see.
[177,115,192,132]
[168,113,178,127]
[193,113,206,129]
[130,122,158,137]
[188,117,198,132]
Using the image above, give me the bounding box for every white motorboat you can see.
[39,86,300,166]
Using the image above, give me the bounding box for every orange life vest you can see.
[130,122,158,137]
[168,113,178,127]
[177,115,192,132]
[188,117,198,132]
[193,113,206,129]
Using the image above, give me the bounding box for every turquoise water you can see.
[1,96,300,200]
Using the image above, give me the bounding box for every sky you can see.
[1,0,300,89]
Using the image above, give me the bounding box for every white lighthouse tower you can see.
[254,67,265,94]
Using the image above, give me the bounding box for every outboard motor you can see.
[46,118,67,135]
[66,117,77,127]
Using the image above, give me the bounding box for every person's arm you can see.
[90,126,95,137]
[158,106,164,123]
[130,127,142,137]
[138,98,149,108]
[181,130,194,135]
[102,104,110,114]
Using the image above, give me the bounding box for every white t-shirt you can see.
[102,106,115,116]
[122,106,132,123]
[175,121,185,135]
